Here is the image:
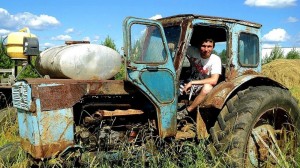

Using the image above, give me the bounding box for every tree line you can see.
[262,45,300,64]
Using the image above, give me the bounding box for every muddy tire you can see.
[209,86,300,167]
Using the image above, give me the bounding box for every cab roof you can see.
[159,14,262,28]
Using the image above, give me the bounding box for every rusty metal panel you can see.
[202,81,235,108]
[201,75,287,109]
[201,75,256,108]
[22,79,135,111]
[21,139,73,159]
[17,107,74,159]
[173,19,192,79]
[36,83,86,111]
[196,110,209,139]
[159,14,261,28]
[86,80,134,95]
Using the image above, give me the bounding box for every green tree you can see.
[101,36,125,80]
[16,56,40,79]
[219,49,227,63]
[262,45,284,64]
[101,36,118,52]
[0,36,40,80]
[286,48,300,59]
[0,37,14,69]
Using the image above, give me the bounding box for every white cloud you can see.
[149,14,162,20]
[0,29,10,36]
[244,0,297,8]
[51,35,72,41]
[42,42,55,48]
[287,16,298,23]
[65,28,74,34]
[262,43,276,48]
[82,36,90,41]
[262,28,290,42]
[0,8,60,30]
[92,35,100,43]
[94,35,100,40]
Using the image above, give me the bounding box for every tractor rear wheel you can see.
[209,86,300,167]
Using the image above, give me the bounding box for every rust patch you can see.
[29,100,36,113]
[37,84,86,111]
[156,108,177,138]
[86,80,134,95]
[164,112,177,138]
[196,110,209,139]
[243,69,259,75]
[21,139,73,159]
[97,109,144,117]
[225,64,238,81]
[202,81,235,109]
[24,79,136,110]
[65,41,90,45]
[39,111,74,143]
[174,19,192,81]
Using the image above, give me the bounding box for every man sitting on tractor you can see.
[177,38,222,120]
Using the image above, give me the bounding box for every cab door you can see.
[123,17,177,137]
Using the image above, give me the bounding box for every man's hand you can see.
[183,82,192,93]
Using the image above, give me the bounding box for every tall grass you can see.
[0,108,27,168]
[290,86,300,106]
[0,108,299,167]
[78,140,219,168]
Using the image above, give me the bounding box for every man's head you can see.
[198,38,215,59]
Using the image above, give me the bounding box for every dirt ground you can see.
[262,59,300,89]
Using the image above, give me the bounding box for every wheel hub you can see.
[247,124,276,167]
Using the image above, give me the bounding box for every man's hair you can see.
[199,38,215,47]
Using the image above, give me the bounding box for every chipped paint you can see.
[16,79,135,111]
[17,106,74,159]
[201,75,286,109]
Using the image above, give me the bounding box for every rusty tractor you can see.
[11,14,300,167]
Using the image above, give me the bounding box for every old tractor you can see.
[12,14,300,167]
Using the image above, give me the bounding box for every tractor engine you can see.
[73,94,158,152]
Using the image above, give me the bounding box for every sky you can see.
[0,0,299,52]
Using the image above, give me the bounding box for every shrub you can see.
[263,45,284,64]
[286,48,300,59]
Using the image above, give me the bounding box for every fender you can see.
[200,74,287,109]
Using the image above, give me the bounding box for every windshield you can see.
[130,23,168,63]
[163,26,181,58]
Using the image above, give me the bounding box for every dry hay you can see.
[262,59,300,89]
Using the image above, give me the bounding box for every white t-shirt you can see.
[187,46,222,80]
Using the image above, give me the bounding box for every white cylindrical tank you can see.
[36,44,122,80]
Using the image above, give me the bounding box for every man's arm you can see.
[183,74,220,92]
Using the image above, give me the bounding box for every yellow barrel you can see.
[6,27,37,59]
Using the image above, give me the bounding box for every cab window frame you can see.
[129,22,169,64]
[238,32,260,67]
